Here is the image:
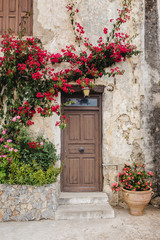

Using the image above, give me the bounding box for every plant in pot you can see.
[111,162,154,216]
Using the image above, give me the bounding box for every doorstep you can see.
[55,192,115,220]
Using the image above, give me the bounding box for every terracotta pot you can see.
[122,187,153,216]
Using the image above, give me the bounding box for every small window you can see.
[0,0,33,36]
[65,98,98,107]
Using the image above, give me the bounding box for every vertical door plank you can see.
[69,158,80,184]
[7,0,18,34]
[0,0,6,34]
[68,114,81,140]
[83,158,94,184]
[19,0,33,35]
[83,114,95,140]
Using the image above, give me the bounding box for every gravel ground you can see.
[0,206,160,240]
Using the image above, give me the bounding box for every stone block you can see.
[151,196,160,208]
[41,210,54,219]
[0,209,4,221]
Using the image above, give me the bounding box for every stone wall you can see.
[0,182,60,221]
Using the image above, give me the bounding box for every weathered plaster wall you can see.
[31,0,159,203]
[141,0,160,196]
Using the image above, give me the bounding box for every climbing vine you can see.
[0,0,140,128]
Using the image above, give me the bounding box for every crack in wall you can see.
[116,114,141,145]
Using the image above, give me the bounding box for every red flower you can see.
[37,107,42,113]
[37,92,44,98]
[51,105,59,112]
[28,141,38,149]
[26,120,34,125]
[103,28,108,34]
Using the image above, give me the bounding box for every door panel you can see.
[0,0,33,35]
[83,157,94,184]
[62,109,101,192]
[69,114,81,140]
[7,0,18,34]
[19,0,33,35]
[69,158,80,184]
[0,0,5,34]
[83,114,95,140]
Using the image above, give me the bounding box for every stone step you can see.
[55,192,114,220]
[58,192,109,205]
[55,203,114,220]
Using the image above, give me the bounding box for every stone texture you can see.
[0,183,59,222]
[55,204,114,220]
[55,192,114,219]
[151,196,160,208]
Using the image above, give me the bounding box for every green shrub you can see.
[0,157,9,184]
[0,125,61,185]
[8,160,61,185]
[17,128,59,170]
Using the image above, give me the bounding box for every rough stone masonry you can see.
[0,183,59,221]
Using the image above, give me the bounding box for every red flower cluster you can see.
[66,3,73,11]
[44,92,55,101]
[32,72,43,80]
[28,141,42,149]
[103,28,108,34]
[26,120,34,125]
[50,53,63,64]
[75,22,85,35]
[10,102,36,125]
[17,102,35,118]
[17,63,27,74]
[37,107,50,117]
[76,78,94,88]
[51,105,59,113]
[111,162,153,192]
[37,92,44,98]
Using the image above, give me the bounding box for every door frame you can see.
[60,85,104,192]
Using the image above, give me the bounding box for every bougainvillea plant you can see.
[0,0,140,129]
[0,35,74,128]
[111,162,153,192]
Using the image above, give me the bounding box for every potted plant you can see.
[111,162,154,216]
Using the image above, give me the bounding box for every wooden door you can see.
[61,94,102,192]
[0,0,33,35]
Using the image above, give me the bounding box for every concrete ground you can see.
[0,206,160,240]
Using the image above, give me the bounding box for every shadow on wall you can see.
[152,107,160,196]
